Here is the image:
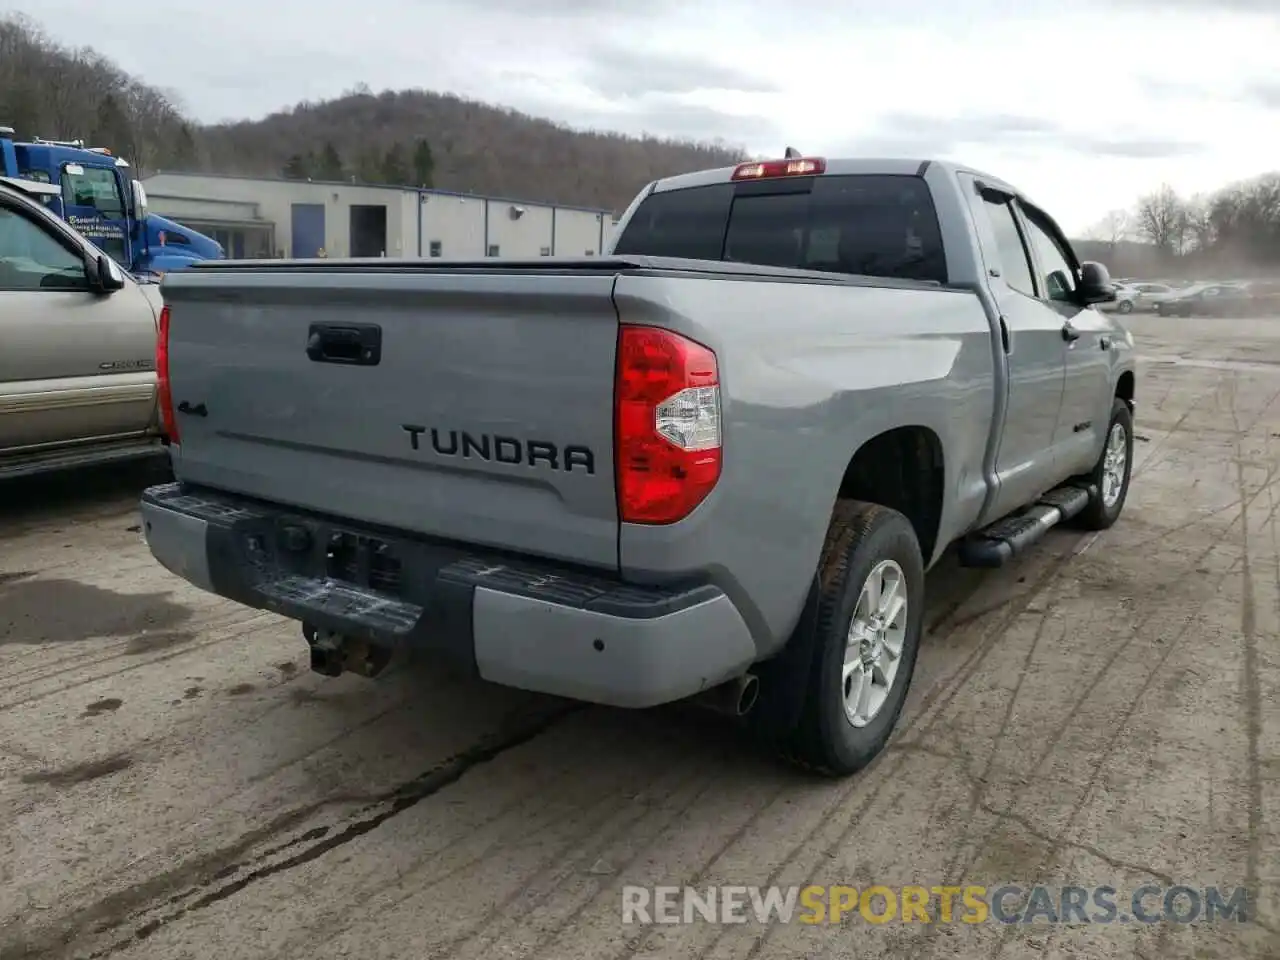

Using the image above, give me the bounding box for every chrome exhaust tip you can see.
[690,673,760,718]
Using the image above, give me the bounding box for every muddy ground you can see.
[1,313,1278,959]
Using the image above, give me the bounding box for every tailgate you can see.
[161,266,621,570]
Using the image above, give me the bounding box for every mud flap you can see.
[747,573,823,743]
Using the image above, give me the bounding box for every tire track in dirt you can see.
[932,600,1060,885]
[983,531,1273,958]
[174,710,621,959]
[592,517,1081,960]
[1129,404,1196,481]
[0,605,268,691]
[594,574,1051,960]
[971,375,1280,960]
[1122,377,1275,960]
[449,759,721,959]
[282,714,713,959]
[1122,485,1265,553]
[601,776,798,960]
[686,545,1086,960]
[30,704,583,960]
[899,540,1081,745]
[0,614,279,713]
[1230,377,1265,901]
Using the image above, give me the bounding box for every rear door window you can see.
[613,174,947,283]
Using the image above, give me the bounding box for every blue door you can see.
[59,163,131,266]
[290,203,325,257]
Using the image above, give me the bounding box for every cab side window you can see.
[59,165,126,219]
[1018,204,1077,303]
[0,205,90,292]
[981,197,1036,297]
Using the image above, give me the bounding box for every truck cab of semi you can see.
[0,126,224,275]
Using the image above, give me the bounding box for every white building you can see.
[139,172,617,261]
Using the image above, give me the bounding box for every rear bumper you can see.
[139,483,756,708]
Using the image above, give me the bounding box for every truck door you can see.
[0,193,157,455]
[59,162,131,267]
[960,175,1067,522]
[1013,199,1114,479]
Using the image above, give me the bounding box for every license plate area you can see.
[325,530,403,595]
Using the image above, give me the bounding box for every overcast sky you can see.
[8,0,1280,233]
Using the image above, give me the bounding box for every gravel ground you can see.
[1,313,1278,960]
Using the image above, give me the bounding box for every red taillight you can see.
[156,305,178,443]
[615,326,722,525]
[731,157,826,181]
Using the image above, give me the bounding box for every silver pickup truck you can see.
[0,177,166,479]
[140,156,1134,776]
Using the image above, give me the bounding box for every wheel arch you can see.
[833,425,945,564]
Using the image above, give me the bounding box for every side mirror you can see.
[1078,261,1116,305]
[131,180,148,220]
[1045,270,1073,302]
[85,253,127,294]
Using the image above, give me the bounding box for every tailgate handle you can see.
[306,323,382,366]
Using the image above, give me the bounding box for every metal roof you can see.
[143,170,616,217]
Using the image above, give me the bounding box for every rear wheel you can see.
[774,501,925,776]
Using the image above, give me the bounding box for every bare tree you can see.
[1083,209,1133,266]
[1085,209,1131,246]
[1134,185,1185,255]
[1181,194,1215,254]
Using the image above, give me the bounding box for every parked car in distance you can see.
[1101,280,1176,315]
[141,155,1135,777]
[0,175,167,480]
[1101,283,1139,315]
[1128,281,1175,299]
[1245,280,1280,316]
[1155,282,1254,317]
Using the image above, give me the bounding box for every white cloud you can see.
[5,0,1280,233]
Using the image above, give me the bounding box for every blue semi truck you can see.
[0,125,223,275]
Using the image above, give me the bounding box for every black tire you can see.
[1074,397,1134,531]
[1118,300,1134,315]
[775,501,925,777]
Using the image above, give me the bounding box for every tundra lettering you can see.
[401,424,596,474]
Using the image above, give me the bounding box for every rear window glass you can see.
[613,174,947,283]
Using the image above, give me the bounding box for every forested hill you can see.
[0,15,746,212]
[202,85,748,211]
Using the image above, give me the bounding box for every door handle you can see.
[306,323,382,366]
[1099,335,1112,350]
[1061,322,1081,343]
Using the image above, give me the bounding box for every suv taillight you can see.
[615,325,721,524]
[157,305,178,443]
